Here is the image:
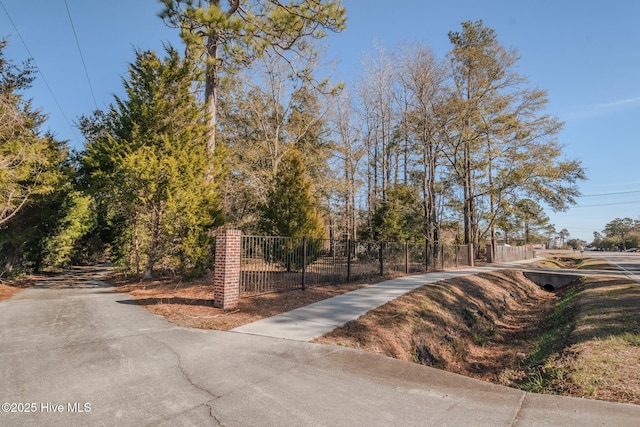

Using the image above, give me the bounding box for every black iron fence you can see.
[240,235,472,294]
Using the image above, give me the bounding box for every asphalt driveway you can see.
[1,265,639,426]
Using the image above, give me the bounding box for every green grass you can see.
[621,332,640,346]
[513,277,640,402]
[526,286,581,365]
[513,285,582,393]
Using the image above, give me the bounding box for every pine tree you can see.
[159,0,346,155]
[445,21,584,250]
[79,47,223,279]
[0,40,72,274]
[0,40,63,227]
[258,148,324,239]
[257,148,324,271]
[369,184,423,242]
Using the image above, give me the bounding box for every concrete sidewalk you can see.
[232,260,540,341]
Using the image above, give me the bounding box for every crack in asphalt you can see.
[212,413,224,426]
[144,335,221,421]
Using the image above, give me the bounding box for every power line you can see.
[580,189,640,198]
[64,0,98,109]
[574,200,640,208]
[0,0,80,141]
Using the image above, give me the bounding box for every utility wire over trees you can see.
[1,14,589,277]
[158,0,346,157]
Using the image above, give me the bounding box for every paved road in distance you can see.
[584,250,640,282]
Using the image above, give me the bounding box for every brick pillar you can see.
[214,229,242,309]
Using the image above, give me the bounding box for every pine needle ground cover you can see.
[110,273,379,330]
[0,283,24,300]
[0,274,50,301]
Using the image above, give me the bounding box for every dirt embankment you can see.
[315,270,556,379]
[315,269,640,405]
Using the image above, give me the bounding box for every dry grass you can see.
[314,270,557,379]
[553,277,640,404]
[534,252,617,271]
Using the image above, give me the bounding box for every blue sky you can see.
[1,0,639,242]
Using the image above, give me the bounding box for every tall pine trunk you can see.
[143,207,162,281]
[204,1,219,158]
